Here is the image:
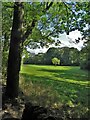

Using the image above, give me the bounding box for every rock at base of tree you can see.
[21,102,58,120]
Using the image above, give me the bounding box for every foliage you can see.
[23,47,80,66]
[2,2,13,78]
[52,57,60,66]
[20,65,89,118]
[45,47,80,66]
[2,2,90,54]
[2,39,10,78]
[80,42,90,71]
[2,2,90,72]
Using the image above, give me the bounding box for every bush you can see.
[80,60,90,71]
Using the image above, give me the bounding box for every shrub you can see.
[52,57,60,66]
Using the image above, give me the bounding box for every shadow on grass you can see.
[20,73,89,118]
[38,67,89,82]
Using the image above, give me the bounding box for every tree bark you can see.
[6,2,24,98]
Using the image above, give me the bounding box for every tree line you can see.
[23,46,89,70]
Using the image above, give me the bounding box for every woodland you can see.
[1,1,90,120]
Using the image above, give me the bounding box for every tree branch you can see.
[62,2,76,17]
[45,2,53,11]
[63,2,70,35]
[22,19,36,42]
[22,2,54,43]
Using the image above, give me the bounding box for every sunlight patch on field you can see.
[21,65,89,86]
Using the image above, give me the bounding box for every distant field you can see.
[20,65,89,117]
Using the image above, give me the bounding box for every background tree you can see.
[52,57,60,66]
[69,47,80,66]
[80,40,90,70]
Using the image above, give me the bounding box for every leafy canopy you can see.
[2,2,89,49]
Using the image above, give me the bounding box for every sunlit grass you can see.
[21,65,89,86]
[20,64,89,118]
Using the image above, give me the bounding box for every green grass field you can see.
[20,65,89,117]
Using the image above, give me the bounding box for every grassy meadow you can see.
[20,65,89,118]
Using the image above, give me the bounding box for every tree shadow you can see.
[38,67,89,83]
[20,73,89,118]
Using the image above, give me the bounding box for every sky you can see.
[27,30,85,54]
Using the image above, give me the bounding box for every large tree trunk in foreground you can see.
[6,2,24,98]
[5,2,53,99]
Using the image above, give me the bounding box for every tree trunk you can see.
[6,2,24,98]
[5,2,53,99]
